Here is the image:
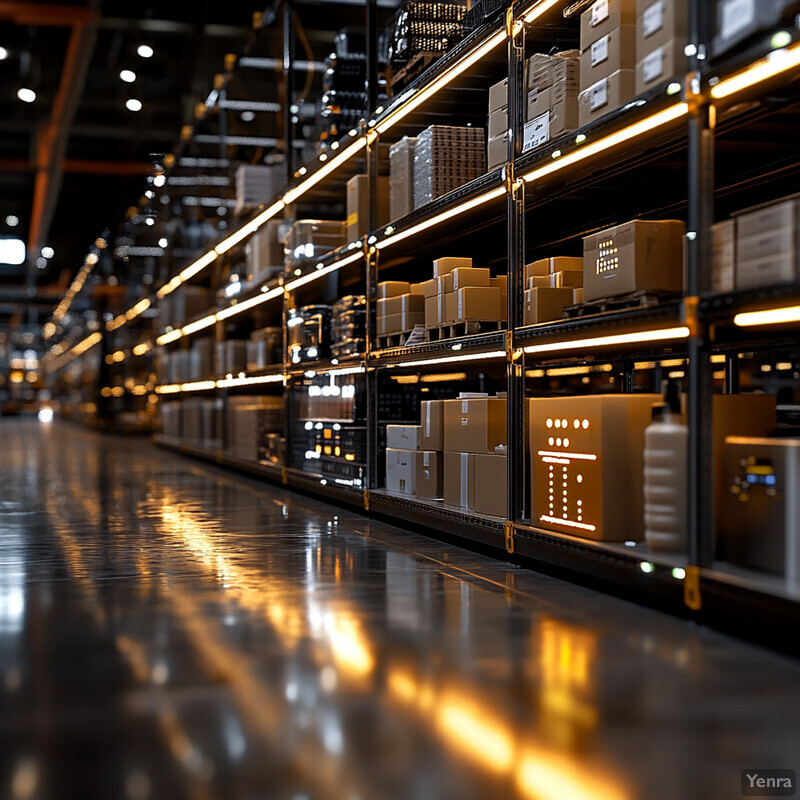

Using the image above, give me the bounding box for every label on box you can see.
[589,78,609,111]
[462,400,469,414]
[591,35,609,66]
[523,112,550,152]
[720,0,755,41]
[642,0,664,37]
[527,87,539,104]
[590,0,609,27]
[642,46,665,82]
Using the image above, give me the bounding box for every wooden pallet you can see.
[563,290,682,319]
[390,52,440,93]
[376,331,416,349]
[428,319,504,341]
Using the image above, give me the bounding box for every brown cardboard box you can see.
[436,273,454,296]
[386,447,416,494]
[377,296,403,318]
[436,292,447,327]
[488,107,508,140]
[526,256,583,279]
[574,288,585,304]
[420,278,439,298]
[635,37,686,94]
[410,282,426,296]
[472,453,508,517]
[443,397,507,453]
[550,270,584,288]
[636,0,689,54]
[445,292,458,324]
[580,0,638,49]
[452,267,490,291]
[456,286,502,321]
[580,25,637,88]
[711,219,735,292]
[378,281,411,299]
[380,313,403,335]
[491,275,508,292]
[526,87,552,123]
[582,218,685,300]
[420,400,444,450]
[489,78,508,113]
[443,450,476,508]
[549,95,580,137]
[346,174,390,241]
[528,275,552,289]
[425,295,440,328]
[487,131,508,171]
[578,69,637,126]
[434,257,472,277]
[526,51,580,92]
[415,451,443,499]
[529,394,659,541]
[400,310,425,331]
[523,287,573,324]
[400,293,425,314]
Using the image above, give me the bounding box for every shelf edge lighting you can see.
[734,305,800,327]
[522,0,562,25]
[283,138,366,206]
[216,374,285,388]
[388,349,507,368]
[216,285,284,320]
[521,103,688,185]
[181,315,218,335]
[156,329,183,346]
[710,41,800,100]
[284,251,364,292]
[523,326,690,355]
[71,331,103,357]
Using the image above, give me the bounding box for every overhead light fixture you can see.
[523,326,690,355]
[711,41,800,100]
[158,237,168,248]
[5,215,19,227]
[181,315,217,335]
[734,305,800,327]
[120,69,136,83]
[126,98,143,112]
[41,246,54,259]
[153,174,166,187]
[137,44,154,58]
[17,88,36,103]
[0,238,25,265]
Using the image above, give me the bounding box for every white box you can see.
[386,424,421,450]
[386,447,416,494]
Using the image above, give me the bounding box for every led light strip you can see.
[523,326,690,355]
[216,373,285,388]
[521,0,561,24]
[283,137,367,205]
[384,349,507,368]
[711,41,800,100]
[734,305,800,327]
[284,251,364,292]
[216,286,284,320]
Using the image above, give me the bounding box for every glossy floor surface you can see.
[2,419,799,800]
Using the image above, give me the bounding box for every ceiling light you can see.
[240,111,255,122]
[126,98,142,112]
[137,45,154,58]
[17,88,36,103]
[0,47,8,60]
[158,237,167,248]
[153,174,166,187]
[5,215,19,227]
[120,69,136,83]
[145,217,154,226]
[0,238,25,265]
[41,246,54,259]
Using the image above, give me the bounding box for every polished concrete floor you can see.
[1,418,799,800]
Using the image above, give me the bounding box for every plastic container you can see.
[644,382,688,553]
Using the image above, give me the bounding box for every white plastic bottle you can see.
[644,383,688,553]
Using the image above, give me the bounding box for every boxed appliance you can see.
[578,69,637,126]
[443,397,507,453]
[529,394,660,541]
[711,219,736,293]
[523,287,573,324]
[473,452,508,517]
[420,399,444,450]
[346,174,390,241]
[389,137,417,221]
[443,450,475,508]
[717,436,800,587]
[416,451,444,499]
[582,218,685,300]
[386,447,416,494]
[387,424,421,449]
[580,25,637,88]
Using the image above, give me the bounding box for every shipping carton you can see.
[378,281,411,299]
[711,219,736,293]
[636,0,689,54]
[580,25,637,88]
[452,267,491,291]
[487,131,509,171]
[523,287,573,324]
[578,69,637,125]
[488,108,509,140]
[400,309,425,331]
[526,256,583,279]
[387,424,421,450]
[443,397,507,453]
[416,451,443,499]
[425,295,440,328]
[455,286,502,321]
[386,447,416,494]
[635,37,686,94]
[580,0,638,48]
[443,451,475,508]
[420,278,439,298]
[377,296,403,318]
[489,78,508,113]
[434,257,473,277]
[420,399,444,450]
[436,273,454,295]
[473,453,508,517]
[491,275,508,292]
[550,270,584,288]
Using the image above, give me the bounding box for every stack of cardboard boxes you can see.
[525,51,580,151]
[523,256,583,325]
[635,0,688,95]
[487,79,509,171]
[385,396,508,517]
[389,137,417,220]
[377,281,426,338]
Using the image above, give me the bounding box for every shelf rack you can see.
[58,0,800,647]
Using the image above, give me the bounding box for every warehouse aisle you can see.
[1,418,799,800]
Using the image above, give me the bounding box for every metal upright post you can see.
[506,10,526,543]
[366,0,378,114]
[283,0,295,188]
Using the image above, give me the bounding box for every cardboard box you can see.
[455,286,502,321]
[580,25,637,88]
[436,292,447,327]
[379,313,403,335]
[487,131,509,171]
[574,288,585,304]
[491,275,508,292]
[736,254,797,289]
[526,87,552,123]
[550,270,584,288]
[580,0,638,49]
[527,51,580,92]
[416,451,443,499]
[523,287,573,324]
[526,256,583,279]
[488,107,508,140]
[635,37,686,94]
[711,219,735,292]
[473,453,508,517]
[444,292,458,324]
[736,196,800,239]
[389,136,416,221]
[377,296,403,318]
[636,0,689,54]
[346,174,390,241]
[434,257,472,277]
[443,451,475,508]
[437,273,454,296]
[443,397,507,454]
[712,0,788,58]
[582,218,685,301]
[400,293,425,314]
[386,447,416,494]
[409,282,426,296]
[578,69,637,126]
[452,267,491,291]
[528,275,552,289]
[425,295,440,328]
[387,424,421,450]
[378,281,411,299]
[400,309,425,331]
[489,78,508,113]
[530,394,659,541]
[420,400,444,450]
[420,278,439,298]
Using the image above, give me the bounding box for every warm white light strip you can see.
[248,200,286,230]
[216,286,284,320]
[540,515,597,532]
[284,252,364,292]
[214,220,260,255]
[181,380,217,392]
[521,103,688,185]
[181,315,217,335]
[71,331,102,357]
[179,249,218,282]
[216,373,285,388]
[734,305,800,327]
[386,349,507,368]
[711,42,800,100]
[537,450,597,461]
[156,329,183,346]
[376,187,505,250]
[375,30,507,134]
[524,326,690,355]
[155,384,181,394]
[283,138,367,206]
[522,0,561,24]
[132,341,153,356]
